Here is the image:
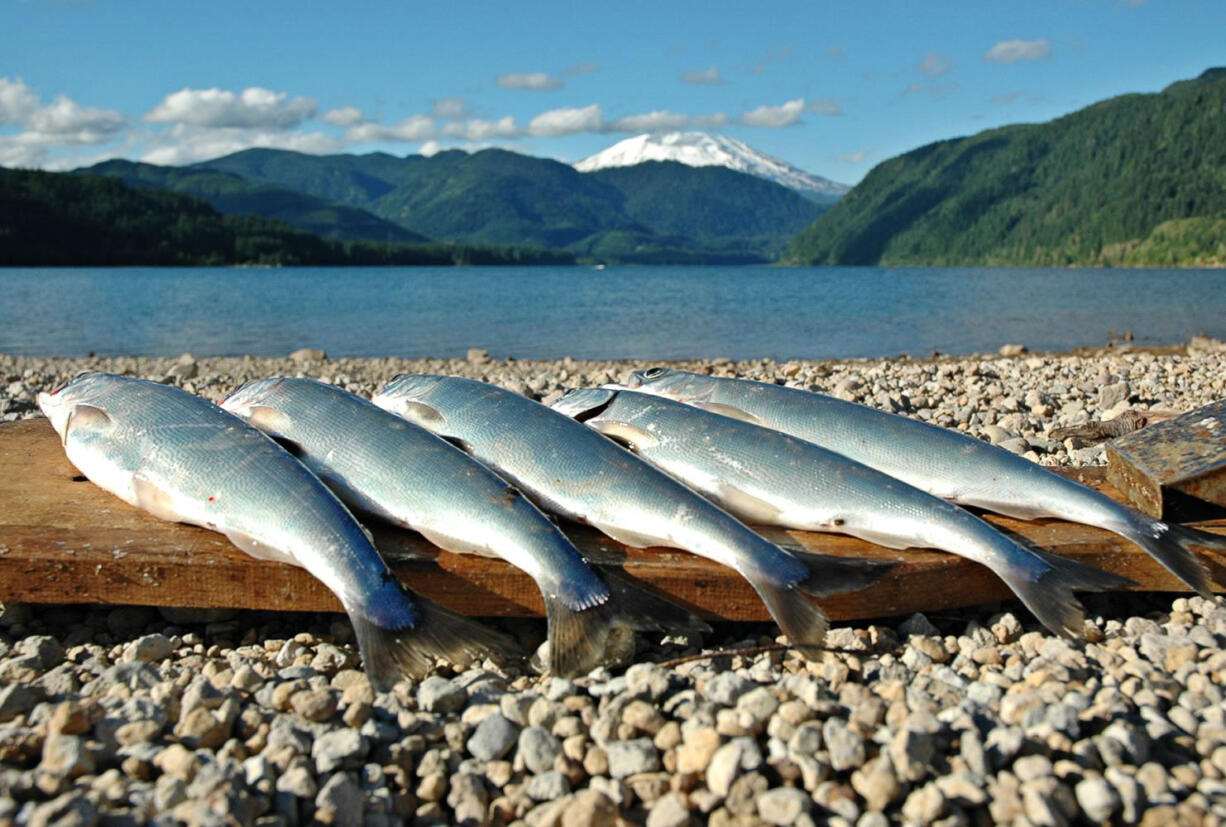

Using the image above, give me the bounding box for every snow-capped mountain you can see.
[575,132,849,202]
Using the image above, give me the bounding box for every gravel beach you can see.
[1,340,1225,826]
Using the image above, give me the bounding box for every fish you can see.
[38,371,517,691]
[551,387,1134,636]
[626,367,1226,596]
[220,376,707,677]
[371,374,895,652]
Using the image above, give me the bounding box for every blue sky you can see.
[2,0,1223,184]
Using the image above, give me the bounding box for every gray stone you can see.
[757,787,812,825]
[24,790,98,827]
[706,737,761,797]
[519,725,562,774]
[526,770,571,802]
[312,729,369,773]
[823,719,866,771]
[0,683,43,722]
[17,635,64,670]
[646,791,691,827]
[315,771,363,827]
[1099,381,1129,410]
[290,348,327,364]
[703,672,753,706]
[39,734,94,781]
[467,713,519,762]
[123,633,173,663]
[605,737,660,779]
[1075,775,1120,822]
[417,675,467,714]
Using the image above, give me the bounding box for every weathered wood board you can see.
[1,418,1223,621]
[1107,400,1226,519]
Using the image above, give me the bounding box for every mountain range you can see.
[787,67,1226,267]
[85,136,834,264]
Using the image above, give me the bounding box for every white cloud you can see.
[346,114,436,143]
[496,72,562,91]
[806,99,843,116]
[418,140,442,157]
[0,77,126,167]
[984,39,1052,64]
[565,62,598,77]
[838,150,868,164]
[681,66,721,85]
[0,77,39,125]
[739,98,805,128]
[322,106,365,127]
[442,116,518,140]
[527,104,602,137]
[608,109,693,133]
[0,138,46,168]
[430,97,469,119]
[916,52,952,78]
[140,124,345,166]
[145,87,317,129]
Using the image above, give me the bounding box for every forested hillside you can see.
[0,169,573,266]
[787,68,1226,266]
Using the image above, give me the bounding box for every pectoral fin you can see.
[246,405,294,436]
[590,520,665,550]
[712,482,784,525]
[225,529,300,566]
[588,420,659,452]
[64,404,113,443]
[399,401,446,428]
[131,473,187,523]
[693,402,763,425]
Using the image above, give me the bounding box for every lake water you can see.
[2,265,1224,361]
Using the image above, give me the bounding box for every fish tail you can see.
[1002,549,1135,638]
[751,579,829,653]
[544,573,710,678]
[349,599,523,693]
[742,551,895,656]
[1114,515,1216,597]
[788,550,899,599]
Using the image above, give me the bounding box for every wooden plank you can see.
[1,418,1224,621]
[1106,400,1226,519]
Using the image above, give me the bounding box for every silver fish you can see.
[372,375,894,651]
[551,387,1133,636]
[38,372,515,690]
[221,376,705,677]
[626,368,1225,596]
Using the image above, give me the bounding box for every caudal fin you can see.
[350,599,524,692]
[1001,549,1135,638]
[544,573,710,678]
[1117,518,1217,597]
[788,550,899,599]
[752,580,828,652]
[745,551,895,657]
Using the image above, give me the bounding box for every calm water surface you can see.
[2,265,1223,360]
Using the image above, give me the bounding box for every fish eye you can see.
[641,367,667,380]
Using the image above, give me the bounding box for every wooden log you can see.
[1106,400,1226,520]
[1,418,1223,621]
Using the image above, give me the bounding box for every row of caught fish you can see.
[38,369,1225,690]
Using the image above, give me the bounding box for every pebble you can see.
[467,713,519,761]
[3,347,1226,824]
